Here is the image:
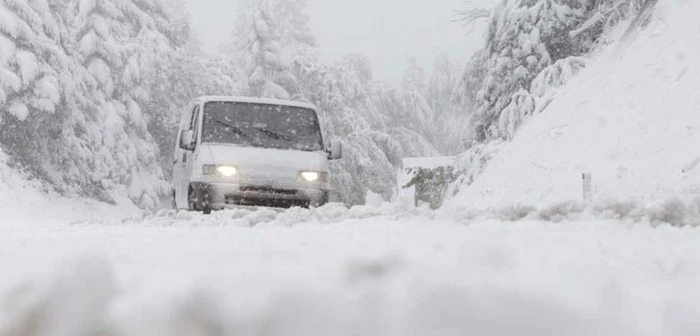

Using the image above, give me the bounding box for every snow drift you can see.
[2,215,700,336]
[0,148,143,226]
[447,0,700,212]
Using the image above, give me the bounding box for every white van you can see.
[172,96,342,214]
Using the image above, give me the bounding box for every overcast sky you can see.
[183,0,488,85]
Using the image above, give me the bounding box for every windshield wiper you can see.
[251,127,295,142]
[213,119,251,138]
[250,128,322,151]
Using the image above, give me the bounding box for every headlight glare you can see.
[203,165,238,177]
[217,166,238,177]
[301,171,320,182]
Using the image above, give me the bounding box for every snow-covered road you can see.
[1,205,699,336]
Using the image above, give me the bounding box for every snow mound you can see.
[99,198,435,228]
[447,0,700,211]
[4,223,700,336]
[0,254,115,336]
[444,197,700,227]
[0,149,143,227]
[0,251,664,336]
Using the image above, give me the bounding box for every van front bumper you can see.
[190,182,329,209]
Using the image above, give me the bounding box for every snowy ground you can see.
[3,1,700,335]
[1,202,700,336]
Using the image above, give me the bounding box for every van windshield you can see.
[201,101,324,151]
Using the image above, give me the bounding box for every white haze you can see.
[184,0,488,84]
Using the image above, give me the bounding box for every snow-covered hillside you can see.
[448,0,700,212]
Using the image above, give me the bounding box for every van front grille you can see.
[225,194,309,209]
[239,186,298,195]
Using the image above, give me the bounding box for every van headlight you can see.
[300,171,327,182]
[203,165,238,177]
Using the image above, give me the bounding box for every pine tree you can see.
[427,54,465,154]
[0,0,83,189]
[400,58,433,136]
[470,0,594,142]
[0,0,186,208]
[234,0,315,99]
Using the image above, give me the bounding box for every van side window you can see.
[189,105,199,129]
[190,105,200,143]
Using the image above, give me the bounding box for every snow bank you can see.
[447,0,700,211]
[445,196,700,227]
[93,197,434,228]
[0,254,115,336]
[0,149,144,226]
[2,219,700,336]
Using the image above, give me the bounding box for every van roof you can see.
[196,96,317,111]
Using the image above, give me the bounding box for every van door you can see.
[174,103,201,208]
[172,104,189,209]
[183,103,201,189]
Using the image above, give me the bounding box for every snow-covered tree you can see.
[570,0,648,39]
[369,82,441,158]
[456,0,656,144]
[454,50,487,113]
[372,57,469,156]
[426,54,466,154]
[470,0,594,142]
[268,0,316,48]
[0,0,187,208]
[74,0,190,207]
[398,59,433,136]
[428,55,459,121]
[233,0,315,99]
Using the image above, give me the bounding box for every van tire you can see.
[320,191,330,206]
[312,191,330,208]
[187,186,198,212]
[171,190,177,210]
[188,184,213,214]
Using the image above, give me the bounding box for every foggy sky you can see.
[184,0,488,85]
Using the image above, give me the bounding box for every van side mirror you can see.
[179,130,195,150]
[328,140,343,160]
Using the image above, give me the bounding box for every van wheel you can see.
[320,191,329,207]
[312,191,330,208]
[187,186,198,211]
[188,184,213,215]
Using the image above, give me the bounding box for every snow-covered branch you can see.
[452,7,492,26]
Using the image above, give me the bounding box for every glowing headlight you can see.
[301,171,320,182]
[217,166,238,177]
[203,165,238,177]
